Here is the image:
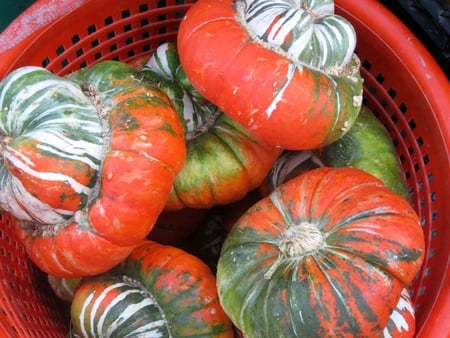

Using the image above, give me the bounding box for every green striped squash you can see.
[0,61,186,277]
[70,240,234,337]
[0,66,103,223]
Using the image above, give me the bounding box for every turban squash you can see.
[216,166,425,337]
[177,0,364,150]
[0,61,186,277]
[69,240,234,337]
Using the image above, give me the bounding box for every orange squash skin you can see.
[177,0,363,150]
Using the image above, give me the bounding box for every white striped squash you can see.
[0,66,103,223]
[0,61,186,277]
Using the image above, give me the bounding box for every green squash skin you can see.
[320,106,409,200]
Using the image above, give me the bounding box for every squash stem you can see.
[264,222,324,280]
[280,222,324,257]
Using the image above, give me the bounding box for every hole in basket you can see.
[87,24,96,34]
[376,73,384,84]
[417,136,424,147]
[105,16,113,26]
[388,88,396,98]
[107,31,115,39]
[61,59,69,68]
[56,45,65,56]
[91,39,99,48]
[122,9,131,18]
[72,34,80,44]
[430,192,436,202]
[139,4,149,12]
[76,49,84,57]
[94,52,102,60]
[110,44,118,52]
[408,119,416,130]
[428,248,435,258]
[431,229,438,239]
[399,103,407,113]
[124,24,132,32]
[125,37,134,45]
[432,210,438,221]
[361,59,371,71]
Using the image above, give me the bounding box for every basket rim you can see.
[0,0,448,145]
[0,0,448,337]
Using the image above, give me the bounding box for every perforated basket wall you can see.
[0,0,449,337]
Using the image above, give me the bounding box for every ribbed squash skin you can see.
[70,240,234,338]
[0,61,186,277]
[177,0,363,150]
[139,43,282,210]
[217,167,425,337]
[0,67,103,223]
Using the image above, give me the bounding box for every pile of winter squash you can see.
[0,0,425,337]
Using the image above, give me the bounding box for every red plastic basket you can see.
[0,0,449,336]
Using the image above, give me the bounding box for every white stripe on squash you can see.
[241,0,356,69]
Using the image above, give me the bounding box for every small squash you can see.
[70,240,234,337]
[217,167,425,337]
[178,0,363,150]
